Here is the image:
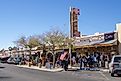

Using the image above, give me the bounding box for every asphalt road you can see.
[0,63,121,81]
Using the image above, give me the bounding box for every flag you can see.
[72,8,80,15]
[73,31,80,37]
[60,52,68,60]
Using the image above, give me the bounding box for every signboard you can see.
[104,32,115,41]
[74,34,104,46]
[70,7,80,37]
[74,32,116,46]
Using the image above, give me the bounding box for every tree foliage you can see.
[14,36,27,48]
[8,46,13,51]
[14,35,41,49]
[43,29,67,50]
[27,35,41,48]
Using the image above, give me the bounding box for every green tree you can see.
[43,29,66,68]
[12,46,18,51]
[64,37,75,66]
[14,35,41,52]
[15,36,27,48]
[27,35,41,56]
[28,36,41,48]
[14,35,41,66]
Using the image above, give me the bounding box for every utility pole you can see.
[69,7,72,67]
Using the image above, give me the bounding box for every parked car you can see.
[7,57,16,64]
[0,56,10,63]
[109,55,121,77]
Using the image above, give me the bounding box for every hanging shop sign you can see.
[74,34,104,46]
[104,32,115,41]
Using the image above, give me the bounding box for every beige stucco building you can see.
[73,23,121,55]
[116,23,121,54]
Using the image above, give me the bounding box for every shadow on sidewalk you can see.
[0,66,5,69]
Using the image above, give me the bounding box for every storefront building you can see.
[73,23,121,56]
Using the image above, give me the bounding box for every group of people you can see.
[78,53,110,69]
[55,51,112,71]
[8,53,40,66]
[8,51,112,71]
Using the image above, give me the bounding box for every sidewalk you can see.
[15,65,63,72]
[99,68,109,72]
[15,65,109,72]
[69,66,109,72]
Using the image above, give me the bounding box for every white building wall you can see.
[116,23,121,54]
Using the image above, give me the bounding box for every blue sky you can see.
[0,0,121,49]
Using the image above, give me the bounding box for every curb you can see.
[73,67,109,72]
[100,69,109,72]
[15,65,109,72]
[15,65,63,72]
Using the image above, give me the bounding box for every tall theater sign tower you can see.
[70,7,80,38]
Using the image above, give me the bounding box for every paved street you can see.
[61,70,121,81]
[0,63,121,81]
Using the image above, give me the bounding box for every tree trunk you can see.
[52,45,55,68]
[53,53,55,68]
[29,48,32,67]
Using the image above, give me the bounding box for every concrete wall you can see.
[116,23,121,54]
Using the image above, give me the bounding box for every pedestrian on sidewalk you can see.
[56,58,61,68]
[72,56,76,66]
[35,55,40,66]
[104,55,109,69]
[79,56,84,70]
[60,51,69,71]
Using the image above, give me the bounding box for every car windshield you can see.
[114,57,121,62]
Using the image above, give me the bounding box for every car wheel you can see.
[111,73,114,77]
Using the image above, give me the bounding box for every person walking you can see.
[60,51,69,71]
[72,56,76,66]
[79,56,84,70]
[81,56,87,70]
[64,53,69,71]
[104,55,109,69]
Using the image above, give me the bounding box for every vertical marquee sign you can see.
[70,7,80,38]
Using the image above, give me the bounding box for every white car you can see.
[109,55,121,77]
